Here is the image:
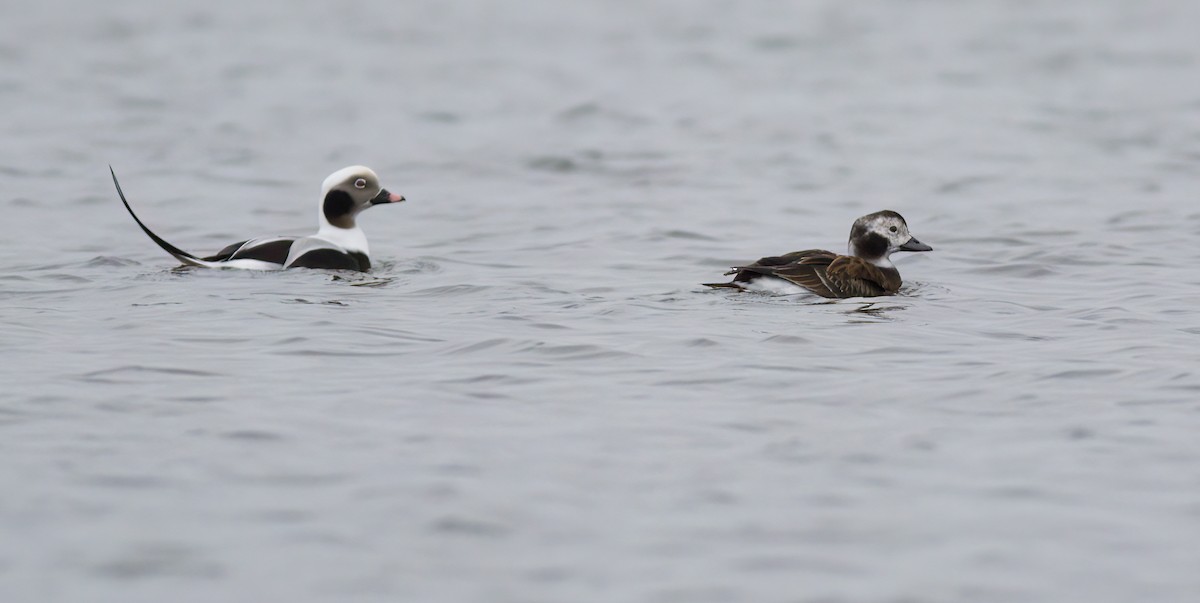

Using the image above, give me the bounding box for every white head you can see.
[847,210,932,267]
[318,165,405,232]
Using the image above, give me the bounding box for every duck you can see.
[705,210,932,298]
[111,165,404,271]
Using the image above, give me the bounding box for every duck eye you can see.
[354,178,367,189]
[889,226,898,233]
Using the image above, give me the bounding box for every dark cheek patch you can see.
[323,190,356,228]
[859,232,889,258]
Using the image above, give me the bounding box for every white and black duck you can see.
[111,165,405,272]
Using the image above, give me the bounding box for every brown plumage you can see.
[705,211,931,299]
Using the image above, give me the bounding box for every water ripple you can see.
[79,365,221,383]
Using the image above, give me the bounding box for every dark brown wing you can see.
[202,238,295,264]
[710,251,900,298]
[202,241,249,262]
[820,256,896,298]
[705,250,837,295]
[746,249,833,267]
[737,251,844,298]
[230,239,294,264]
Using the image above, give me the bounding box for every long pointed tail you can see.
[703,267,749,290]
[110,166,214,268]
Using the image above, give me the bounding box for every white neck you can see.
[869,255,895,269]
[317,218,369,254]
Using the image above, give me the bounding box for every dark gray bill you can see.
[370,188,405,205]
[899,237,932,252]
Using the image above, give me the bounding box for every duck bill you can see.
[370,188,405,205]
[899,237,932,252]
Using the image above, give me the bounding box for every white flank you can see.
[745,277,808,295]
[216,259,286,270]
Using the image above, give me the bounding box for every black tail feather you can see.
[110,166,201,262]
[703,266,750,289]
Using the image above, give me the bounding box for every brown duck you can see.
[705,210,932,298]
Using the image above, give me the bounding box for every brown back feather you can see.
[723,251,901,298]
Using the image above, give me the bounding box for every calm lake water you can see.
[3,1,1200,602]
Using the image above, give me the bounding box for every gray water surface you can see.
[3,1,1200,602]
